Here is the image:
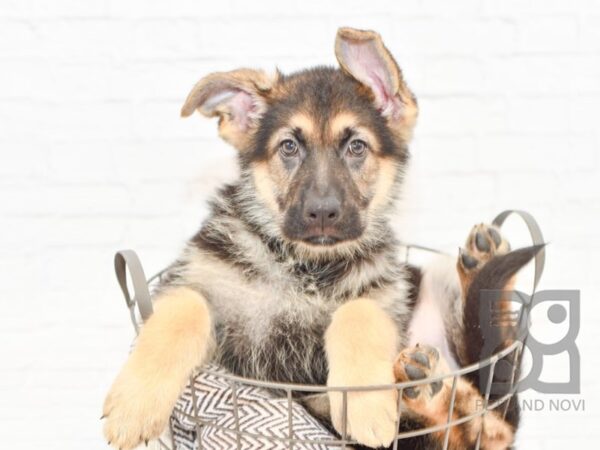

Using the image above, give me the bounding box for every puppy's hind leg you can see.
[457,223,543,437]
[102,287,213,450]
[457,222,543,366]
[394,345,514,450]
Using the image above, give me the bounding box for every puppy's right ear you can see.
[335,28,418,141]
[181,69,277,150]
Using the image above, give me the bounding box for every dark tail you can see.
[463,244,544,364]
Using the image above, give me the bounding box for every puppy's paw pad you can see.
[459,224,510,273]
[467,223,509,257]
[394,345,443,401]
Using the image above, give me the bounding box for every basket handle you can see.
[114,250,154,325]
[492,209,546,293]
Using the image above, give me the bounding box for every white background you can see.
[0,0,598,448]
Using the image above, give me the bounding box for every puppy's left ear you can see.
[335,28,418,139]
[181,68,276,150]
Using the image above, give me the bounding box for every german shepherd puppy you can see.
[102,28,539,449]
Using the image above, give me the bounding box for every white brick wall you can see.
[1,1,598,448]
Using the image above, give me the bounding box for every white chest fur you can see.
[180,246,338,344]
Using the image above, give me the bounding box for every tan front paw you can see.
[102,365,178,449]
[329,388,398,448]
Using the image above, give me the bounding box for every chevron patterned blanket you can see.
[170,365,338,449]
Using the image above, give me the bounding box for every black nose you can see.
[303,193,341,229]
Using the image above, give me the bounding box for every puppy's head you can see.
[182,28,418,256]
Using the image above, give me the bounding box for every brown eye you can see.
[347,139,368,157]
[279,139,299,157]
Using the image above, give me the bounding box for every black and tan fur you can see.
[102,28,537,449]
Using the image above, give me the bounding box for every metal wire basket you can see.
[114,210,545,450]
